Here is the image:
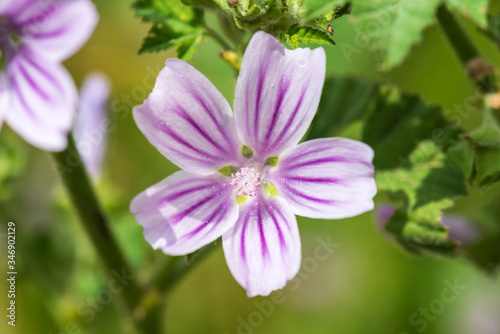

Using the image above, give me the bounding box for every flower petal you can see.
[222,195,301,297]
[5,50,77,151]
[74,73,111,179]
[133,59,243,175]
[131,171,239,256]
[267,138,377,219]
[5,0,98,62]
[234,31,326,161]
[0,0,40,20]
[0,73,11,130]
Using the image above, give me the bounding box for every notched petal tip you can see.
[131,171,239,256]
[234,31,327,161]
[222,195,301,297]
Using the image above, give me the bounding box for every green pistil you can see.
[242,145,253,158]
[236,195,248,204]
[265,182,277,196]
[265,157,278,167]
[219,166,238,177]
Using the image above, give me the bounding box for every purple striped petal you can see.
[1,0,97,63]
[0,73,10,130]
[74,73,111,179]
[0,0,42,22]
[133,59,243,175]
[222,195,301,297]
[267,138,377,219]
[5,49,77,151]
[131,171,239,255]
[234,31,326,161]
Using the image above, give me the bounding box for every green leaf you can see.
[280,24,335,48]
[349,0,440,70]
[363,86,459,169]
[307,76,380,139]
[469,122,500,147]
[303,0,347,22]
[463,108,500,188]
[467,234,500,274]
[447,139,475,178]
[444,0,488,28]
[308,76,458,170]
[481,14,500,49]
[377,140,468,256]
[474,146,500,187]
[134,0,205,60]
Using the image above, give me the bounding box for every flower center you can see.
[230,167,263,198]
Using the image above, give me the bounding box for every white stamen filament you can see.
[230,167,263,198]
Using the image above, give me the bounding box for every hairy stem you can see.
[204,24,233,51]
[52,135,161,334]
[436,4,497,93]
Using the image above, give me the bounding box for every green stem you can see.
[152,242,219,294]
[204,24,233,51]
[52,135,160,334]
[436,4,497,93]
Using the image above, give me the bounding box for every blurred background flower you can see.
[1,0,500,333]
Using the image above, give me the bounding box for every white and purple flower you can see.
[131,32,377,297]
[0,0,98,151]
[74,73,111,179]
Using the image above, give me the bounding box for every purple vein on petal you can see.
[173,103,228,154]
[187,86,234,146]
[160,184,213,204]
[252,61,270,143]
[18,3,57,29]
[24,55,62,91]
[265,82,308,153]
[257,204,269,260]
[156,121,221,161]
[264,200,286,251]
[284,185,337,205]
[286,156,368,170]
[17,62,51,101]
[281,145,332,163]
[200,201,230,238]
[263,76,290,143]
[284,176,344,185]
[10,73,40,123]
[239,210,251,263]
[169,194,216,226]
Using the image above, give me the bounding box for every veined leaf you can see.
[134,0,205,60]
[307,76,380,139]
[444,0,488,28]
[377,141,468,256]
[303,0,347,22]
[349,0,440,70]
[280,24,335,48]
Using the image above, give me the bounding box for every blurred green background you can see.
[1,0,500,333]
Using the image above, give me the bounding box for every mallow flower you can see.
[74,73,111,179]
[0,0,97,151]
[131,32,377,297]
